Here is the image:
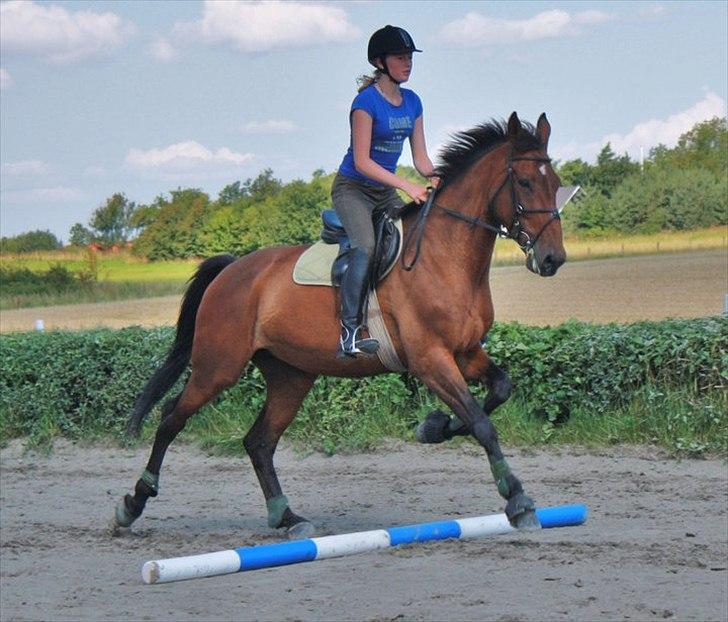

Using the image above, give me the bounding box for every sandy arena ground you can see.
[1,439,726,622]
[1,250,727,621]
[1,250,726,333]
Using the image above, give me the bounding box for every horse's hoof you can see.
[505,492,540,530]
[109,516,133,537]
[512,510,541,531]
[286,521,315,540]
[114,496,138,529]
[415,410,451,444]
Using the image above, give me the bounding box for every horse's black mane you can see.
[435,119,543,190]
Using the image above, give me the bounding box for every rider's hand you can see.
[405,182,430,205]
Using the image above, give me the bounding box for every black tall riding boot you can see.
[339,247,379,357]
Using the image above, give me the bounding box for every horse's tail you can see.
[126,254,237,437]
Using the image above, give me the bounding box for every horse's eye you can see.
[518,179,532,190]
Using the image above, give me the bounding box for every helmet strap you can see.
[379,57,403,85]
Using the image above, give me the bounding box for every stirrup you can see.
[339,323,379,357]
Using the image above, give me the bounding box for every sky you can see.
[1,0,726,241]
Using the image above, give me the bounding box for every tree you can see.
[68,223,93,247]
[132,189,212,259]
[650,117,727,176]
[129,195,165,232]
[591,144,640,198]
[218,181,246,205]
[556,158,593,188]
[89,193,137,245]
[0,229,62,253]
[242,168,282,202]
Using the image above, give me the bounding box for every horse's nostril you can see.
[540,254,559,276]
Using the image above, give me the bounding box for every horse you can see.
[114,112,566,538]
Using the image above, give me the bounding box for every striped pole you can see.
[142,504,587,584]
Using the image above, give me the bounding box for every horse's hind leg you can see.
[244,351,316,539]
[114,357,247,530]
[417,348,511,443]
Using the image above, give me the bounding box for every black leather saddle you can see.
[320,209,401,287]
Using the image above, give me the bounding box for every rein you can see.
[401,148,560,270]
[401,189,437,271]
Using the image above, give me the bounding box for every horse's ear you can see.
[536,113,551,149]
[507,112,520,137]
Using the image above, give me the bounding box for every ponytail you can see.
[356,69,383,92]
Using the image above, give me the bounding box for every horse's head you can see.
[491,112,566,277]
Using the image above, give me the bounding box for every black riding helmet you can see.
[367,25,422,73]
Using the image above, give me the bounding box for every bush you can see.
[0,264,87,296]
[0,230,62,253]
[1,318,724,450]
[487,318,726,424]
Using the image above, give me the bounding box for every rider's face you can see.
[382,53,413,82]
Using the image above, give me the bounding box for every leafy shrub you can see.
[1,318,724,451]
[487,318,727,424]
[0,264,88,296]
[0,230,62,253]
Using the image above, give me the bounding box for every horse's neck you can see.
[414,158,499,289]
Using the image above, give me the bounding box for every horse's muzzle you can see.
[526,248,565,277]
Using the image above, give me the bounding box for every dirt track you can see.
[1,439,726,621]
[1,250,726,333]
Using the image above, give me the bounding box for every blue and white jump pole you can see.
[142,504,587,584]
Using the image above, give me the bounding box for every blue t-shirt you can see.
[338,85,423,185]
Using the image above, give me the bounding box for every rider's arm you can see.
[351,110,429,203]
[410,115,439,186]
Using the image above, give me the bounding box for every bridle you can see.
[437,147,560,252]
[401,147,560,271]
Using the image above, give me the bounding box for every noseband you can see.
[433,148,560,253]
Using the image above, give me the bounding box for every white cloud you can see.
[240,119,299,134]
[439,9,611,46]
[149,37,179,63]
[124,141,254,179]
[1,159,51,177]
[553,92,727,162]
[0,68,13,90]
[0,0,135,64]
[175,0,359,53]
[1,185,83,203]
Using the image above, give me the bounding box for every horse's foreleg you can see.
[244,352,316,538]
[415,349,537,529]
[417,348,511,443]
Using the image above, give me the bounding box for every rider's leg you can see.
[331,174,380,356]
[338,246,379,355]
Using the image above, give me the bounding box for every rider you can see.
[334,25,440,357]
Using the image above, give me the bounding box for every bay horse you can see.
[115,112,566,537]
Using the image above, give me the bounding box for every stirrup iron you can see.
[339,322,379,357]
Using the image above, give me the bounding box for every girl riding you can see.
[334,25,440,357]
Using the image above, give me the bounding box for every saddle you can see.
[320,209,401,287]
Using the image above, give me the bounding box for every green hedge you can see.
[1,318,725,451]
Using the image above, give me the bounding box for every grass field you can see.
[1,249,725,332]
[0,250,198,283]
[0,227,725,309]
[494,226,726,264]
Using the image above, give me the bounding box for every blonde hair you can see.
[356,69,383,92]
